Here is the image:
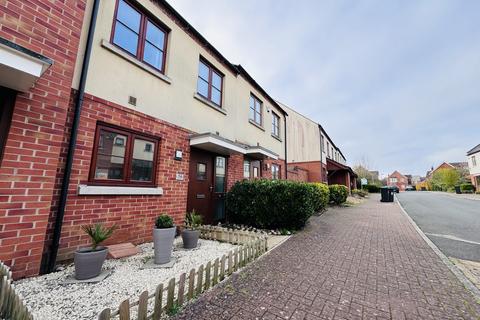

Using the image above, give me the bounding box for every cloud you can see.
[168,0,480,175]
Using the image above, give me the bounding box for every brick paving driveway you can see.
[174,196,480,320]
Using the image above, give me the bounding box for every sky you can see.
[169,0,480,177]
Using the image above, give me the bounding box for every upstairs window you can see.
[112,0,168,72]
[473,156,477,167]
[249,94,262,126]
[90,124,159,186]
[197,59,223,106]
[272,112,280,137]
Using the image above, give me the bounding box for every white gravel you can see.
[15,238,236,320]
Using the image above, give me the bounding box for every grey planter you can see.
[74,247,108,280]
[153,227,176,264]
[182,229,200,249]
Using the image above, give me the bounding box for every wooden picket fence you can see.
[98,226,268,320]
[0,261,34,320]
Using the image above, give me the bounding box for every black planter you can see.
[74,247,108,280]
[182,229,200,249]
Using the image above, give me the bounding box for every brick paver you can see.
[174,196,480,320]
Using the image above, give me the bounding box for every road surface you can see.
[397,191,480,261]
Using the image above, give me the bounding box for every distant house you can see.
[405,174,412,185]
[368,170,380,182]
[427,162,469,181]
[410,175,422,186]
[387,171,408,191]
[467,144,480,190]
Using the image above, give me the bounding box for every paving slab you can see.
[174,195,480,320]
[141,257,177,269]
[106,243,141,259]
[62,270,112,284]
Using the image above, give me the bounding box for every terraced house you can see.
[282,103,356,191]
[0,0,287,279]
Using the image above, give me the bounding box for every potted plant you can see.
[182,210,203,249]
[153,214,176,264]
[74,223,117,280]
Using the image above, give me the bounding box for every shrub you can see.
[155,214,174,229]
[184,210,202,230]
[226,179,326,230]
[310,183,330,212]
[362,184,380,193]
[460,183,475,192]
[81,223,117,250]
[329,184,349,205]
[352,189,368,197]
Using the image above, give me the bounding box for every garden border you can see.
[98,226,268,319]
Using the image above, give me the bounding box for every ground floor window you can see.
[243,160,250,179]
[89,123,159,186]
[244,159,261,179]
[271,164,280,180]
[215,156,226,192]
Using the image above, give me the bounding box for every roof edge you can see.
[157,1,287,116]
[467,144,480,155]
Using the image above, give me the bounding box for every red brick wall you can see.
[262,158,287,180]
[0,1,86,278]
[46,93,191,262]
[321,164,327,183]
[286,161,323,183]
[226,153,244,190]
[287,165,309,182]
[226,155,286,189]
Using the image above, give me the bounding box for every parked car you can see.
[389,185,400,193]
[406,185,415,191]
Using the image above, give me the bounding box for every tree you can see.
[430,168,460,191]
[353,164,380,185]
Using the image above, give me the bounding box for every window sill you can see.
[78,184,163,196]
[271,134,282,142]
[193,93,227,115]
[101,39,172,85]
[249,119,265,131]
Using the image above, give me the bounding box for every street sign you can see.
[361,178,368,185]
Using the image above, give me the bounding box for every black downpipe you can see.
[45,0,100,273]
[284,116,288,179]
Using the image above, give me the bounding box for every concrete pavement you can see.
[174,196,480,320]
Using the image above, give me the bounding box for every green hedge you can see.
[329,184,349,205]
[460,184,475,192]
[362,184,380,193]
[352,189,368,197]
[311,183,330,212]
[226,180,329,230]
